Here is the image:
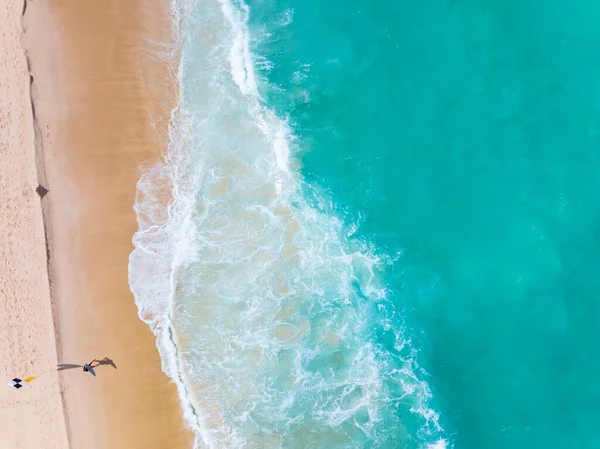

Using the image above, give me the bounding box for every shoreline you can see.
[0,0,193,448]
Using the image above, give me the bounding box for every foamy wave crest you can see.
[129,0,449,447]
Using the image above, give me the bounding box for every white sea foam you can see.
[129,0,449,447]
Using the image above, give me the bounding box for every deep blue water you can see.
[246,0,600,447]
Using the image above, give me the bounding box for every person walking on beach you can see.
[83,361,97,377]
[81,358,117,377]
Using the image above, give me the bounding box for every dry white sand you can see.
[0,1,69,448]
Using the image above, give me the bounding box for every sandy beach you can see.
[0,0,192,448]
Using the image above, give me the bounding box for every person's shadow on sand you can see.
[89,357,118,369]
[56,363,83,371]
[57,357,118,372]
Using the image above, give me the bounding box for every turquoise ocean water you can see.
[130,0,600,447]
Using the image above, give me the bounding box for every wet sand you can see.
[0,0,192,448]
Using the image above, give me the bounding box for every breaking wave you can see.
[129,0,449,447]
